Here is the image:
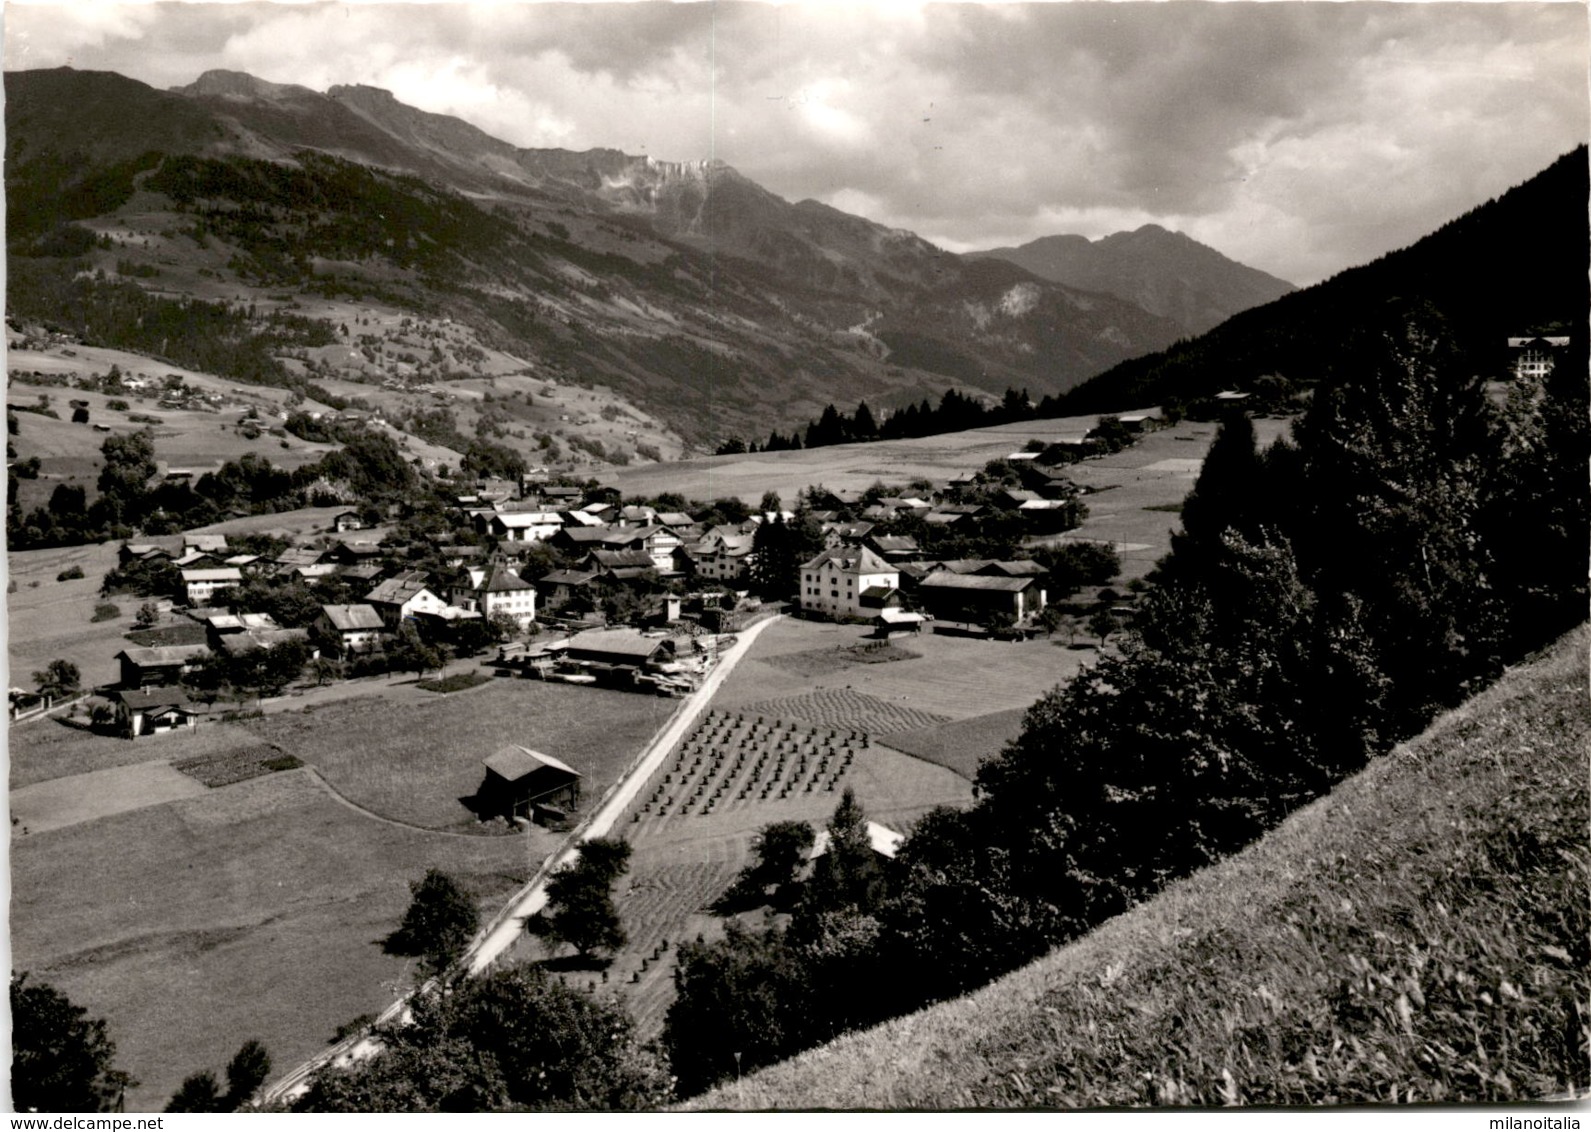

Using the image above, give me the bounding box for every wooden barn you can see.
[478,746,582,824]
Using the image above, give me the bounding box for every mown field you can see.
[245,678,676,833]
[10,769,534,1112]
[713,617,1085,722]
[689,624,1591,1109]
[878,706,1030,780]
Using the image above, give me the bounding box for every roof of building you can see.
[563,627,669,662]
[113,689,199,711]
[216,627,310,656]
[479,564,534,593]
[483,745,581,782]
[918,572,1037,593]
[1507,336,1572,347]
[823,521,876,538]
[492,511,563,528]
[1000,488,1043,503]
[365,572,435,605]
[173,551,219,568]
[801,547,895,575]
[590,549,655,571]
[809,821,904,860]
[181,568,243,583]
[877,609,926,625]
[977,560,1047,577]
[540,569,599,587]
[115,644,211,667]
[866,534,920,553]
[276,547,323,567]
[320,603,385,632]
[654,511,697,528]
[559,525,634,545]
[1018,499,1075,510]
[185,535,229,551]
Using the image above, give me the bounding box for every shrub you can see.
[91,602,122,623]
[56,565,85,581]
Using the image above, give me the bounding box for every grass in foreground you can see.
[9,769,532,1111]
[689,624,1590,1108]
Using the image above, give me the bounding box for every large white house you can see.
[798,547,899,620]
[453,564,538,629]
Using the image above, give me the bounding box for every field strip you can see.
[261,613,783,1104]
[298,768,499,840]
[10,758,208,835]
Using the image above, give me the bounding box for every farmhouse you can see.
[115,644,211,689]
[111,689,205,739]
[478,746,582,823]
[539,565,598,603]
[915,571,1047,626]
[687,530,756,583]
[314,604,386,655]
[118,541,177,565]
[180,567,242,606]
[484,510,564,543]
[468,564,538,628]
[331,509,364,533]
[799,547,899,620]
[185,534,229,556]
[587,549,657,581]
[1507,335,1571,380]
[365,571,449,629]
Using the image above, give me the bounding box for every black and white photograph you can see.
[3,0,1587,1116]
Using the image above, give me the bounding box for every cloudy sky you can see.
[4,1,1585,285]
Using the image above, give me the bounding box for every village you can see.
[48,418,1135,767]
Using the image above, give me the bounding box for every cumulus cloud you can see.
[3,1,1584,285]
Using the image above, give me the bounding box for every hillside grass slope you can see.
[688,624,1590,1109]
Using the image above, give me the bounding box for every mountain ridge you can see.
[966,223,1297,336]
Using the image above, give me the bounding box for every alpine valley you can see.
[6,66,1294,453]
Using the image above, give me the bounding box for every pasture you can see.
[7,539,132,691]
[10,769,533,1112]
[243,679,676,834]
[1049,417,1292,580]
[604,413,1114,506]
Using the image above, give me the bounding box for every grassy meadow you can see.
[243,679,675,833]
[688,624,1591,1108]
[9,769,534,1112]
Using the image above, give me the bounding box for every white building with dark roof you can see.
[799,547,899,620]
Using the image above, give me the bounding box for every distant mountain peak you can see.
[966,225,1295,336]
[176,69,316,103]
